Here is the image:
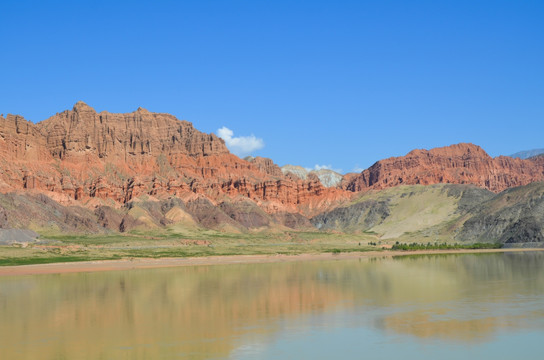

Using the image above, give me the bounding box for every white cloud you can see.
[217,126,264,157]
[305,164,343,174]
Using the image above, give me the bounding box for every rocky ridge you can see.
[2,102,544,243]
[0,103,350,229]
[345,143,544,193]
[456,182,544,244]
[510,148,544,159]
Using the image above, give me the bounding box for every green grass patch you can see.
[390,241,503,251]
[0,229,378,267]
[0,255,114,266]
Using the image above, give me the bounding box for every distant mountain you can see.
[280,165,343,188]
[509,149,544,159]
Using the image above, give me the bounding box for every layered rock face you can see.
[245,156,284,177]
[0,114,51,161]
[38,101,229,161]
[0,102,349,221]
[345,143,544,193]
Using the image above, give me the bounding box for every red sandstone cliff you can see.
[0,114,51,162]
[0,102,349,216]
[37,101,229,161]
[3,103,544,224]
[345,143,544,193]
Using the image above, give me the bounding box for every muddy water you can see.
[1,252,543,359]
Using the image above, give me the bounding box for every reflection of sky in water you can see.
[233,312,544,360]
[230,253,544,359]
[1,252,544,359]
[232,299,544,359]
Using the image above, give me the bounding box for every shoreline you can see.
[1,248,543,276]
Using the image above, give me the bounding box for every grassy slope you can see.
[0,185,475,266]
[4,183,543,266]
[367,185,460,239]
[0,185,486,266]
[313,184,492,242]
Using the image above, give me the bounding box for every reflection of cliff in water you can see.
[1,252,543,358]
[372,252,544,342]
[0,262,356,359]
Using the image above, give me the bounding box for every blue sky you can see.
[1,0,543,173]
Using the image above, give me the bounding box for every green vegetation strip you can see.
[390,242,503,251]
[0,228,506,267]
[0,256,117,267]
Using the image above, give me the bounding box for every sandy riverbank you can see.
[1,248,543,276]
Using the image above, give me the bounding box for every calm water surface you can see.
[1,252,544,359]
